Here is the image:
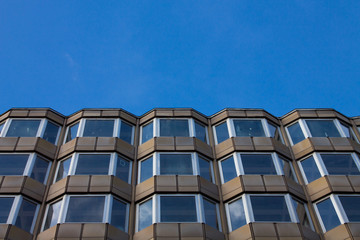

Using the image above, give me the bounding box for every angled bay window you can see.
[0,118,61,145]
[136,194,221,232]
[213,119,283,144]
[298,153,360,184]
[286,119,358,145]
[64,119,134,145]
[54,153,131,183]
[42,195,129,232]
[226,194,313,232]
[140,119,208,144]
[138,152,214,183]
[219,153,297,183]
[0,153,51,184]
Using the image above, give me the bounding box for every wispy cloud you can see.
[64,52,79,82]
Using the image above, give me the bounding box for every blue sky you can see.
[0,1,359,117]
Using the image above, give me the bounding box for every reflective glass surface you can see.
[0,197,14,223]
[215,122,229,143]
[250,196,291,221]
[66,123,79,143]
[316,198,340,231]
[120,121,133,144]
[279,157,297,182]
[55,157,71,182]
[141,122,153,143]
[115,156,130,182]
[75,154,110,175]
[44,200,62,230]
[198,157,212,182]
[159,154,193,175]
[138,199,152,231]
[83,120,114,137]
[0,123,3,134]
[140,157,153,183]
[241,154,277,175]
[160,196,197,222]
[221,156,237,183]
[65,196,105,222]
[287,122,305,145]
[0,154,29,175]
[228,198,246,230]
[111,199,127,231]
[15,199,37,232]
[321,154,360,175]
[195,122,207,143]
[339,196,360,221]
[203,199,218,229]
[300,156,322,183]
[159,119,189,137]
[291,198,311,228]
[233,120,265,137]
[268,123,282,142]
[306,120,341,137]
[6,120,40,137]
[43,121,59,144]
[30,156,49,183]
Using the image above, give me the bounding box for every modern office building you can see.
[0,107,359,240]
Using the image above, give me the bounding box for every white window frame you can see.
[137,152,214,184]
[298,152,360,184]
[0,118,61,145]
[54,152,132,184]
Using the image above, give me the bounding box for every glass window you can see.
[320,154,360,175]
[138,198,152,231]
[338,196,360,221]
[75,154,111,175]
[233,120,266,137]
[316,198,340,232]
[305,120,341,137]
[139,157,153,183]
[6,120,41,137]
[291,198,312,229]
[115,156,130,183]
[0,123,4,134]
[141,121,153,144]
[228,198,246,231]
[203,198,219,229]
[65,196,105,222]
[250,196,291,221]
[198,157,212,182]
[220,156,237,183]
[83,120,114,137]
[111,198,128,231]
[287,122,305,145]
[15,199,38,232]
[42,121,60,144]
[0,197,14,223]
[159,154,193,175]
[43,200,62,230]
[55,157,71,182]
[160,196,197,222]
[30,156,50,184]
[119,121,133,144]
[195,121,207,143]
[300,156,322,183]
[0,154,29,175]
[268,123,283,142]
[240,154,277,175]
[278,157,297,182]
[340,123,357,141]
[159,119,189,137]
[215,122,229,144]
[65,122,79,143]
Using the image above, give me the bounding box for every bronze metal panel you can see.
[199,177,219,201]
[323,224,351,240]
[326,175,353,192]
[107,224,129,240]
[100,110,121,118]
[263,175,287,192]
[7,225,32,240]
[177,175,199,192]
[155,176,177,192]
[155,110,174,117]
[139,111,156,125]
[135,177,155,202]
[9,110,29,117]
[245,110,266,118]
[251,223,277,237]
[241,175,265,192]
[348,175,360,191]
[112,176,132,202]
[15,137,38,151]
[36,225,57,240]
[310,138,333,151]
[0,176,25,193]
[82,223,106,238]
[22,177,46,202]
[82,110,102,117]
[210,112,228,125]
[233,137,255,151]
[204,224,225,240]
[253,137,274,151]
[89,175,112,192]
[215,138,235,159]
[228,224,252,240]
[58,139,77,159]
[292,139,314,160]
[67,175,90,193]
[156,223,179,238]
[95,137,117,151]
[347,223,360,237]
[137,138,155,160]
[115,138,135,159]
[306,177,331,202]
[56,223,82,238]
[75,137,97,151]
[0,137,18,151]
[194,138,212,158]
[36,138,57,159]
[66,111,83,125]
[47,177,68,202]
[221,177,243,202]
[175,137,195,151]
[133,224,155,240]
[154,137,176,151]
[275,223,301,237]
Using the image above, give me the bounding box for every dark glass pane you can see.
[159,119,189,137]
[316,198,340,231]
[233,120,265,137]
[195,122,207,143]
[75,154,110,175]
[250,196,291,221]
[138,199,152,231]
[268,123,282,142]
[66,123,79,143]
[287,122,305,145]
[300,156,322,183]
[241,154,277,175]
[203,199,218,229]
[198,157,212,182]
[6,120,40,137]
[221,156,237,183]
[44,200,62,230]
[0,197,14,223]
[55,157,71,182]
[115,156,130,183]
[65,196,105,222]
[111,199,127,231]
[83,120,114,137]
[43,122,60,144]
[30,156,49,183]
[160,154,193,175]
[291,198,311,228]
[0,123,4,135]
[0,154,29,175]
[321,154,360,175]
[340,123,357,141]
[140,157,153,183]
[160,196,197,222]
[306,120,341,137]
[279,157,297,182]
[141,122,153,144]
[228,198,246,230]
[339,196,360,221]
[15,199,37,232]
[215,122,229,144]
[120,121,133,144]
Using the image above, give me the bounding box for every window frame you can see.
[137,152,214,184]
[0,118,61,145]
[64,118,135,145]
[54,152,132,184]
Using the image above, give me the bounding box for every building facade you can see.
[0,108,359,240]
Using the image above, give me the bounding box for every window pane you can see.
[160,196,197,222]
[140,157,153,183]
[250,196,291,221]
[268,123,282,142]
[83,120,114,137]
[215,122,229,144]
[228,198,246,231]
[65,196,105,222]
[300,156,322,183]
[203,199,218,229]
[15,199,37,232]
[111,199,127,231]
[316,198,340,231]
[287,122,305,145]
[55,157,71,182]
[160,154,193,175]
[6,120,40,137]
[321,154,360,175]
[141,122,153,144]
[120,121,133,144]
[241,154,277,175]
[291,198,311,228]
[66,123,79,143]
[195,122,207,143]
[0,154,29,175]
[340,123,354,139]
[279,157,297,182]
[159,119,189,137]
[233,120,265,137]
[138,199,152,231]
[0,123,4,135]
[115,156,130,183]
[198,157,212,182]
[30,156,49,183]
[43,122,60,144]
[306,120,341,137]
[221,156,237,183]
[44,200,62,230]
[0,197,14,223]
[75,154,110,175]
[339,196,360,221]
